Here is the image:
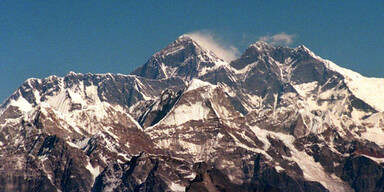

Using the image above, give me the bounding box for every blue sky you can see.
[1,1,383,101]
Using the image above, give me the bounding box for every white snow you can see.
[293,81,318,97]
[362,155,384,164]
[211,101,232,119]
[133,77,152,100]
[275,165,284,172]
[305,47,384,112]
[66,141,80,149]
[86,161,101,184]
[344,75,384,111]
[248,126,272,151]
[198,60,231,76]
[9,94,33,113]
[273,132,351,192]
[85,85,100,103]
[247,124,352,192]
[33,89,41,102]
[361,127,384,146]
[185,172,197,179]
[124,110,143,130]
[164,45,185,56]
[163,101,211,126]
[104,127,119,140]
[235,61,258,74]
[169,182,185,192]
[46,91,71,113]
[160,63,169,78]
[186,79,215,92]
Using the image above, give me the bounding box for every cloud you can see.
[258,32,295,46]
[186,31,239,62]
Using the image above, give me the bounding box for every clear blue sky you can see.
[1,1,383,102]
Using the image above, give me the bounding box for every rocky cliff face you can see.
[1,34,384,192]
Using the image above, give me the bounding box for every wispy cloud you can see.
[258,32,295,46]
[186,30,239,62]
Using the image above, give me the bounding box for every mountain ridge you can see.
[1,35,384,192]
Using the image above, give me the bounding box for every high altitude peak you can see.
[239,41,275,57]
[173,34,195,45]
[173,34,215,55]
[295,45,310,52]
[5,33,384,192]
[294,44,317,58]
[251,40,270,47]
[177,34,193,41]
[131,34,223,80]
[158,34,223,60]
[148,34,203,60]
[66,71,83,76]
[250,40,273,47]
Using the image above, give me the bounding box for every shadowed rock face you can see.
[138,89,183,128]
[92,153,169,192]
[1,36,384,192]
[0,132,93,192]
[186,155,329,192]
[341,156,384,192]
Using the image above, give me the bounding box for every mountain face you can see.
[1,34,384,192]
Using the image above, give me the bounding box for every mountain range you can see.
[1,34,384,192]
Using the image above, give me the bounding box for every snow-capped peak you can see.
[176,34,193,41]
[67,71,81,76]
[249,41,274,51]
[131,34,232,80]
[294,45,317,57]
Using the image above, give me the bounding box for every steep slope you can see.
[131,35,228,80]
[304,46,384,112]
[0,72,185,191]
[1,35,384,192]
